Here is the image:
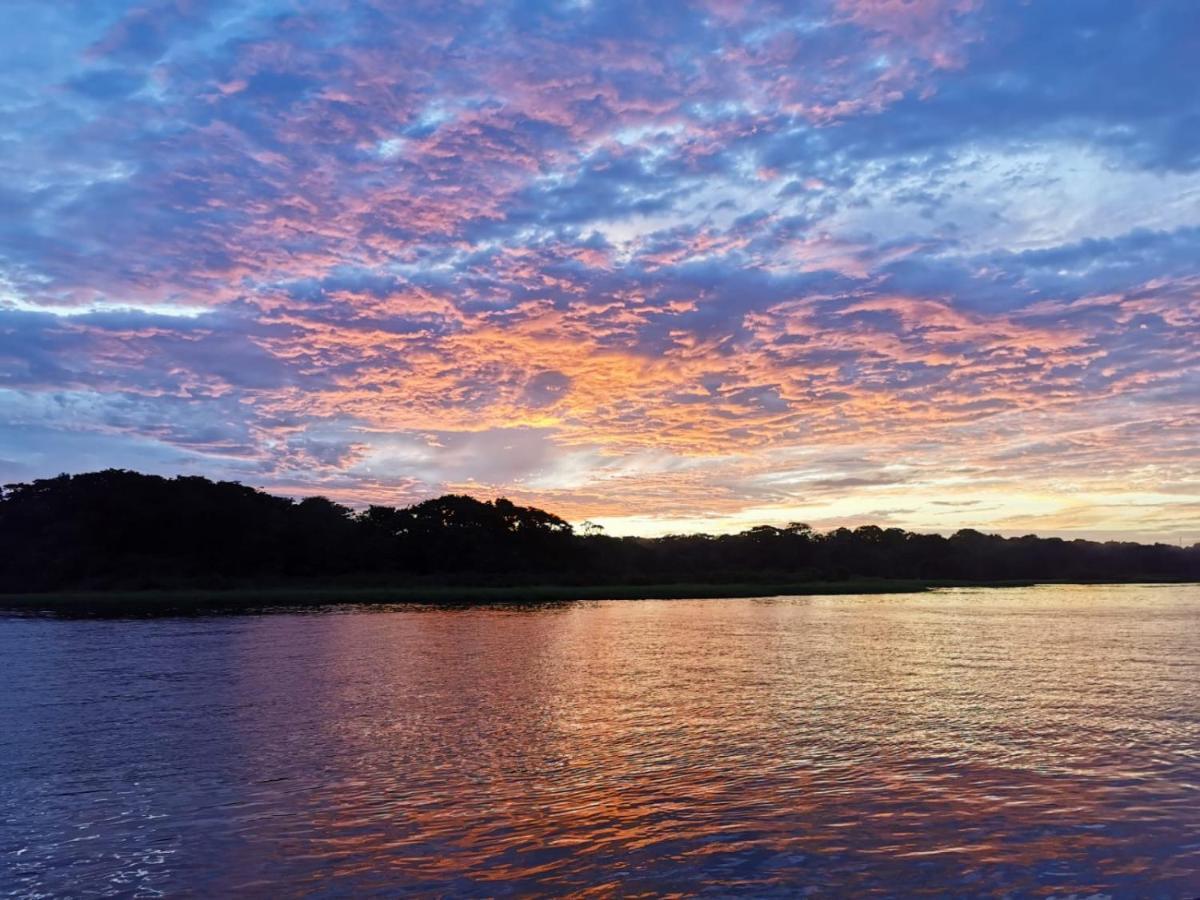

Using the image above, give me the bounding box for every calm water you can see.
[3,584,1200,897]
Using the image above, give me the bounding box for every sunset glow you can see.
[2,1,1197,539]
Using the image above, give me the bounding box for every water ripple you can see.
[2,584,1200,896]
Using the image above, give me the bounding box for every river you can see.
[3,584,1199,896]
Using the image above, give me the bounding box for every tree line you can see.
[1,469,1197,592]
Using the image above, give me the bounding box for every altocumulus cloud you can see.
[0,0,1197,539]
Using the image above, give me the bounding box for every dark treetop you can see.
[1,470,1197,592]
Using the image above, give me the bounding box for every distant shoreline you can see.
[3,578,1196,614]
[5,473,1197,598]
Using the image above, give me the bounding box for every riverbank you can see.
[0,577,1150,614]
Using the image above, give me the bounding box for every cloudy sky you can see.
[1,0,1197,539]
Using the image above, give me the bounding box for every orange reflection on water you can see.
[5,585,1198,895]
[210,585,1200,894]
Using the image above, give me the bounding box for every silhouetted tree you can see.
[0,469,1196,592]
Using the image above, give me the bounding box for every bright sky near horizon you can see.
[1,1,1198,540]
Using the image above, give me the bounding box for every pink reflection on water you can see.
[3,584,1199,894]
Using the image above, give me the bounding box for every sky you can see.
[0,0,1198,540]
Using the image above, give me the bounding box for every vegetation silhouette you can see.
[1,469,1197,593]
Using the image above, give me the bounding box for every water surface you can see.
[3,584,1200,896]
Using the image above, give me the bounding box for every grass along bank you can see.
[0,578,1056,614]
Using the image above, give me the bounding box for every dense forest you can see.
[1,470,1197,592]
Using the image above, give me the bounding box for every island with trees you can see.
[1,470,1196,608]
